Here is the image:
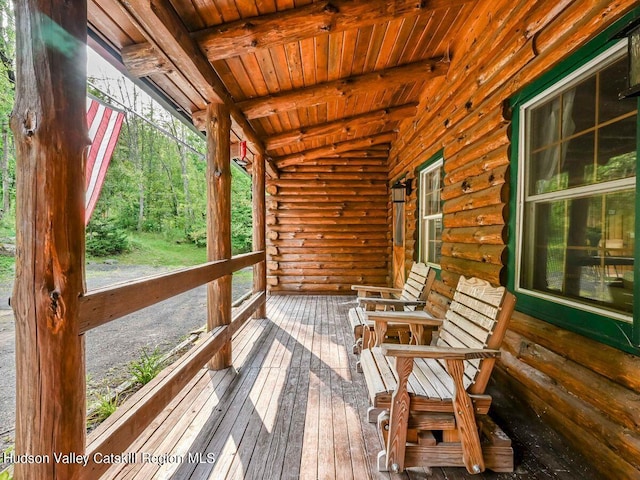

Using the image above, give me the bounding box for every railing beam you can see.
[78,251,264,333]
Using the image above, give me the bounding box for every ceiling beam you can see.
[116,0,278,177]
[121,43,173,77]
[274,131,396,167]
[236,58,447,119]
[265,103,418,151]
[193,0,473,62]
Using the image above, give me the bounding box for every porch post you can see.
[11,0,87,478]
[252,152,266,318]
[206,103,232,369]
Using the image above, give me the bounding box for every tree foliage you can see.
[0,10,254,257]
[87,78,254,256]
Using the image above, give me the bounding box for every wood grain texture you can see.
[79,251,264,332]
[238,59,447,119]
[386,356,413,472]
[446,358,485,473]
[11,1,88,478]
[207,103,232,370]
[252,153,267,318]
[195,0,473,61]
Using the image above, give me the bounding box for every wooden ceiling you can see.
[88,0,475,175]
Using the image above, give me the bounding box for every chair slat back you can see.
[399,263,433,311]
[436,276,513,390]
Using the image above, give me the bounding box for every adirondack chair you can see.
[359,276,516,474]
[349,263,435,353]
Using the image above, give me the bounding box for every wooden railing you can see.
[81,250,266,479]
[79,251,264,333]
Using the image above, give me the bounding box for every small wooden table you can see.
[366,310,444,346]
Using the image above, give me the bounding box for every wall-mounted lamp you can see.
[391,178,413,203]
[613,17,640,99]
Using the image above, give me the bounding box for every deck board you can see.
[96,295,602,480]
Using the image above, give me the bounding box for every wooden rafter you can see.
[265,103,418,151]
[117,0,278,176]
[121,42,173,77]
[193,0,473,62]
[235,59,447,119]
[274,131,396,167]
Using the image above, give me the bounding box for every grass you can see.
[86,389,119,428]
[94,231,207,267]
[0,256,14,283]
[128,346,165,386]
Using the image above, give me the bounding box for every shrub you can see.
[86,218,129,257]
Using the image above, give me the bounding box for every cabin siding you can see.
[266,158,391,293]
[388,0,640,477]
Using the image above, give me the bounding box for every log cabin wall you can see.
[388,1,640,477]
[265,157,391,294]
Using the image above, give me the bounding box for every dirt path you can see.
[0,263,253,458]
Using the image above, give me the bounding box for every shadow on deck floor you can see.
[95,295,601,480]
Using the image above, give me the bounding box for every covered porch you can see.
[87,295,597,480]
[7,0,640,478]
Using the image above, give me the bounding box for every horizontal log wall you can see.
[388,0,640,476]
[496,313,640,479]
[266,158,390,293]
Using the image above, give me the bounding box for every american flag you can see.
[85,96,125,225]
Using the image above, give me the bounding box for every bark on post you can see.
[252,152,266,317]
[11,1,88,478]
[206,103,232,369]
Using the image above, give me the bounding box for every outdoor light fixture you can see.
[392,178,413,203]
[613,17,640,99]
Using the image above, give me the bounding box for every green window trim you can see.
[508,7,640,355]
[416,150,444,270]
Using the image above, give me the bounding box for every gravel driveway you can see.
[0,262,253,459]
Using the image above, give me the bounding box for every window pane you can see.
[570,76,596,134]
[522,190,635,315]
[427,217,442,264]
[530,97,561,151]
[599,57,635,124]
[596,116,637,182]
[422,168,441,216]
[564,131,596,188]
[419,160,443,266]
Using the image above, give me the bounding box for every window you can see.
[419,158,443,267]
[516,41,638,324]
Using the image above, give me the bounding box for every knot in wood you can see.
[50,289,61,315]
[323,3,339,14]
[243,22,255,30]
[214,169,223,178]
[251,39,258,48]
[320,24,332,32]
[465,100,473,110]
[23,110,37,137]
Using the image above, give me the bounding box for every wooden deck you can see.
[97,295,601,480]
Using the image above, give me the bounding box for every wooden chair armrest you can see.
[367,311,444,327]
[351,285,402,295]
[380,344,501,360]
[357,298,425,308]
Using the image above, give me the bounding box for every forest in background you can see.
[0,2,254,262]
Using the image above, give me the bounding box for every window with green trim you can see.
[418,157,443,267]
[515,39,640,326]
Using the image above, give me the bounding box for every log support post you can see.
[252,152,267,318]
[11,1,88,478]
[206,103,232,370]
